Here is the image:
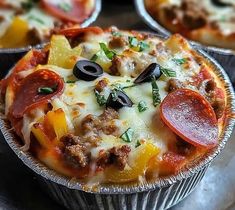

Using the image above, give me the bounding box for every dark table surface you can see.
[0,2,235,210]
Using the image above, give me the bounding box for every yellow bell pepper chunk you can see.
[96,57,112,73]
[31,109,68,148]
[31,123,51,149]
[105,143,160,183]
[46,108,68,141]
[0,17,29,48]
[48,35,82,69]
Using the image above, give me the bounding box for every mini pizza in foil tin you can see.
[0,28,234,210]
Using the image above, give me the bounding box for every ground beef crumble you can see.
[163,0,208,30]
[81,107,120,137]
[109,56,122,76]
[96,145,131,170]
[60,108,125,169]
[166,78,185,93]
[199,79,225,119]
[95,78,108,92]
[61,134,90,168]
[109,36,128,49]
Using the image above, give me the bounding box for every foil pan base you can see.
[37,166,208,210]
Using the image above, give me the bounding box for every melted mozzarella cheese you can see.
[39,67,176,158]
[13,30,216,177]
[0,9,14,37]
[28,32,204,162]
[9,27,226,184]
[0,2,58,42]
[3,0,26,8]
[50,0,72,6]
[202,0,235,34]
[20,7,57,40]
[169,0,181,6]
[202,0,235,21]
[217,22,235,36]
[21,108,45,151]
[168,0,235,35]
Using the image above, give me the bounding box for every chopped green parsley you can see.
[138,101,148,112]
[151,76,161,106]
[120,128,134,143]
[99,43,116,60]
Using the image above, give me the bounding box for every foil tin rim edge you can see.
[0,0,102,54]
[134,0,235,55]
[0,33,234,195]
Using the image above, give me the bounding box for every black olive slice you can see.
[73,60,103,81]
[106,90,133,109]
[134,63,162,84]
[211,0,232,7]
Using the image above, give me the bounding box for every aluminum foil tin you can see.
[0,38,234,210]
[0,0,102,79]
[37,165,208,210]
[134,0,235,86]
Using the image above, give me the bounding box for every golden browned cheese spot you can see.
[95,78,109,92]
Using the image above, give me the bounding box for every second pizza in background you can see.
[145,0,235,50]
[0,0,96,48]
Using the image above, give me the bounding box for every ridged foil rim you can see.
[0,33,234,195]
[0,0,102,54]
[134,0,235,56]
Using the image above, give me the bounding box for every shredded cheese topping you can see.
[4,28,226,185]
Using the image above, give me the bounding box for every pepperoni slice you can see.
[159,152,186,176]
[13,50,48,74]
[59,26,103,37]
[160,89,218,148]
[0,49,48,98]
[192,67,213,86]
[41,0,94,23]
[11,69,64,118]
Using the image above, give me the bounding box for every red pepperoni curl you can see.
[0,49,48,98]
[59,26,103,37]
[160,89,219,148]
[11,69,64,118]
[41,0,94,23]
[159,152,186,176]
